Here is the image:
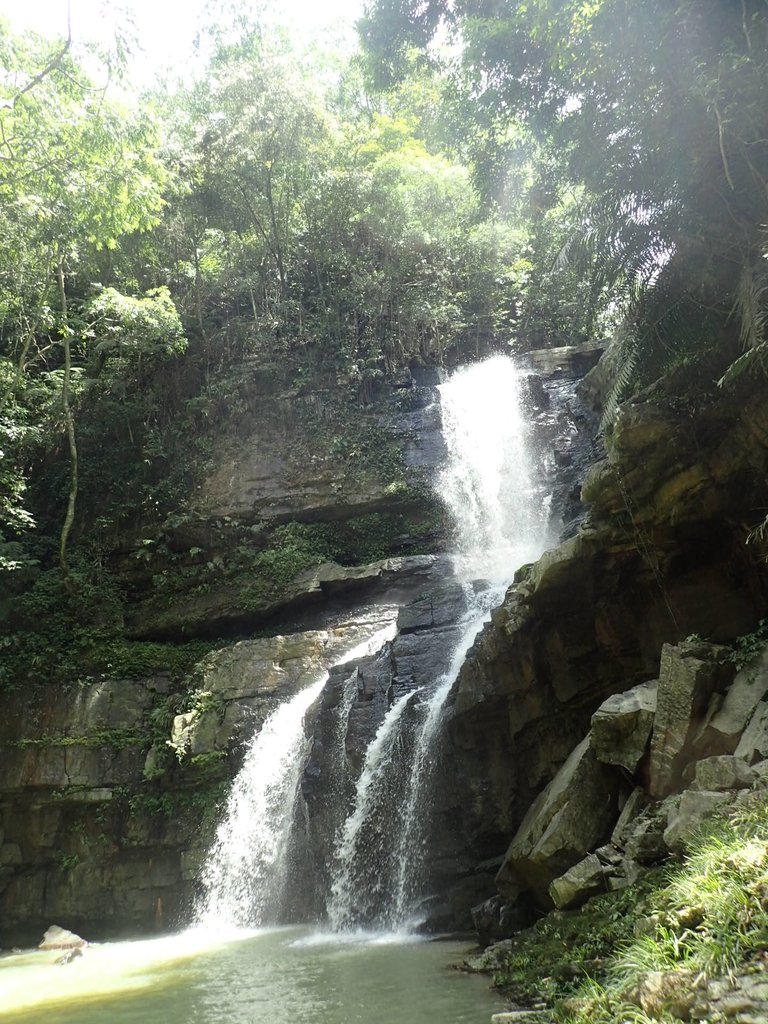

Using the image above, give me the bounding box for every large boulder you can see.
[623,815,669,865]
[663,790,731,852]
[549,853,606,910]
[591,680,658,774]
[704,646,768,752]
[471,894,534,947]
[611,787,649,846]
[736,701,768,763]
[496,736,622,904]
[38,924,87,950]
[691,755,755,792]
[635,970,698,1021]
[649,642,734,797]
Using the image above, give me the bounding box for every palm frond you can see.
[733,261,768,352]
[717,341,768,387]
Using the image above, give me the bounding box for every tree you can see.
[152,21,522,388]
[0,20,167,583]
[360,0,768,387]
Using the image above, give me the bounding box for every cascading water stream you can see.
[327,687,421,929]
[196,354,554,935]
[196,623,396,929]
[327,355,552,931]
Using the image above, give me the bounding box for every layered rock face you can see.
[0,352,558,940]
[496,640,768,911]
[443,360,768,930]
[288,350,602,929]
[0,615,391,945]
[0,363,455,944]
[120,368,448,640]
[3,345,764,945]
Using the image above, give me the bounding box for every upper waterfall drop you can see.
[437,353,549,584]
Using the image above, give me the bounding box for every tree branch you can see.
[1,3,72,111]
[714,102,736,191]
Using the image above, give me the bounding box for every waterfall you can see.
[196,354,552,935]
[326,354,552,931]
[196,624,396,929]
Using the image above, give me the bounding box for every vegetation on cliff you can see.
[362,0,768,404]
[483,797,768,1023]
[0,9,500,672]
[4,0,767,635]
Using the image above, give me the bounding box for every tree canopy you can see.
[1,0,767,597]
[361,0,768,401]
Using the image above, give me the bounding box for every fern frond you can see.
[732,262,768,351]
[717,340,768,387]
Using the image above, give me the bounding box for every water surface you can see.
[0,927,504,1023]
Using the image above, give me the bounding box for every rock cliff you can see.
[439,357,768,929]
[2,345,766,952]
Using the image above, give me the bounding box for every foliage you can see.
[13,728,145,750]
[152,20,522,390]
[361,0,768,393]
[0,6,513,636]
[489,872,665,1004]
[5,0,765,691]
[85,287,186,363]
[731,620,768,671]
[491,798,768,1024]
[0,555,215,691]
[0,20,172,575]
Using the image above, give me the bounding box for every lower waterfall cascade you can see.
[195,353,562,933]
[195,623,397,928]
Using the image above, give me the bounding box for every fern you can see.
[560,196,768,423]
[718,257,768,386]
[717,341,768,387]
[734,261,768,352]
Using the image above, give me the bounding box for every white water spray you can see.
[438,353,546,581]
[197,624,396,929]
[327,688,420,930]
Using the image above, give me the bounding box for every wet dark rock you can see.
[471,895,535,947]
[496,736,623,905]
[444,361,768,933]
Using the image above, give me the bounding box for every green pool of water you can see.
[0,927,505,1023]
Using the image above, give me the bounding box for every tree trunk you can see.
[56,256,78,592]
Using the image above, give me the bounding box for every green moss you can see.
[128,779,229,831]
[13,728,146,750]
[0,556,218,692]
[224,501,445,614]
